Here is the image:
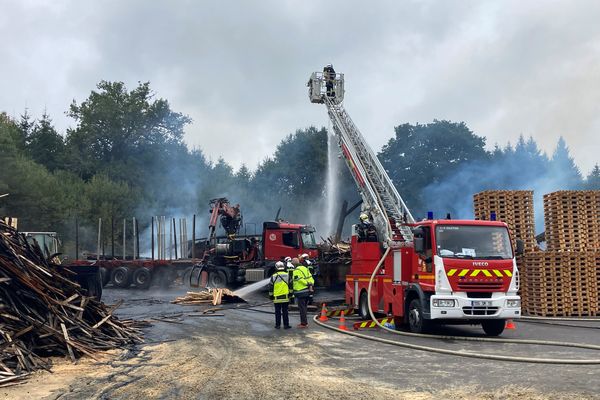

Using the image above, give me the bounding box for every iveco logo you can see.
[473,262,489,267]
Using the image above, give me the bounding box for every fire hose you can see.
[314,174,600,364]
[314,249,600,364]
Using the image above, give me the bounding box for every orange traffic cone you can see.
[319,303,329,322]
[338,311,348,331]
[505,319,516,330]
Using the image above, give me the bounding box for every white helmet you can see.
[360,213,369,221]
[300,253,309,259]
[284,256,292,263]
[275,261,285,270]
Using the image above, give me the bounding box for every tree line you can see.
[1,81,598,255]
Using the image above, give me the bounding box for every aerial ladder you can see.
[307,69,414,246]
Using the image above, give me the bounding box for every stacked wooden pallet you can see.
[543,190,600,251]
[519,190,600,317]
[519,252,598,316]
[473,190,536,250]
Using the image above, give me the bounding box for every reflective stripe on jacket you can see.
[269,271,291,303]
[292,265,314,294]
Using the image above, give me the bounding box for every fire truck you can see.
[308,68,522,336]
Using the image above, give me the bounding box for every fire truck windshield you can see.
[435,225,513,260]
[301,231,317,249]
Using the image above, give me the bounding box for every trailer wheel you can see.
[111,266,132,288]
[408,298,430,333]
[481,319,505,336]
[358,291,370,320]
[133,267,152,290]
[182,267,193,287]
[208,269,228,288]
[99,267,111,287]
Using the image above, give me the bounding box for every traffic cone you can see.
[505,319,516,330]
[319,303,329,322]
[338,311,348,331]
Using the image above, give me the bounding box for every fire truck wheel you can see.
[111,266,132,289]
[99,267,111,287]
[481,319,505,336]
[133,267,152,290]
[208,269,228,288]
[358,291,370,320]
[408,298,430,333]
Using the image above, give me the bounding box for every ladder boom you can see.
[308,70,414,244]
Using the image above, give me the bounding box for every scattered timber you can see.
[0,220,143,386]
[172,288,245,306]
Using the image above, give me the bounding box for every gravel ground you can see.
[2,286,599,400]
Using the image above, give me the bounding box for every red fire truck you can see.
[308,68,521,336]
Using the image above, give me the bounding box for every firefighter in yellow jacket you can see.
[268,261,292,329]
[293,257,315,328]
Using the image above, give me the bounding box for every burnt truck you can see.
[188,198,319,287]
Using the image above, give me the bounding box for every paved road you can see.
[6,286,600,399]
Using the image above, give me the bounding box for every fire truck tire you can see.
[358,291,370,320]
[111,266,132,288]
[208,269,228,288]
[408,298,431,334]
[133,267,152,290]
[481,319,505,336]
[99,267,111,287]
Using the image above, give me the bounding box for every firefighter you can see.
[293,257,315,328]
[323,64,336,97]
[284,256,295,304]
[299,253,316,305]
[268,261,292,329]
[357,213,378,242]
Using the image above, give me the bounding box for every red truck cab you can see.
[261,221,319,261]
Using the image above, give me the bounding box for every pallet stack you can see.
[543,191,600,250]
[520,252,598,316]
[473,190,536,251]
[520,190,600,316]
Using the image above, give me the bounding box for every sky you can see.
[1,0,599,174]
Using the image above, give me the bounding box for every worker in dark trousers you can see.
[268,261,292,329]
[284,256,295,304]
[323,64,336,97]
[299,253,316,305]
[293,257,314,328]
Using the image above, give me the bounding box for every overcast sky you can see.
[1,0,599,174]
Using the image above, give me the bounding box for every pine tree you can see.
[585,164,600,189]
[548,137,583,189]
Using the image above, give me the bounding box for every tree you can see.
[65,81,191,183]
[548,137,583,190]
[585,164,600,190]
[378,120,489,215]
[27,112,65,171]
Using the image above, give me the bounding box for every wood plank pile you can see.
[317,237,351,264]
[0,220,143,386]
[518,190,600,317]
[473,190,536,251]
[172,288,243,306]
[543,190,600,251]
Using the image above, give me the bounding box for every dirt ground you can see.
[2,287,599,400]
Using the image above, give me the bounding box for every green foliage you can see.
[585,164,600,189]
[65,81,191,183]
[26,112,65,171]
[379,120,489,212]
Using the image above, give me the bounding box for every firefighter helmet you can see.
[284,256,292,263]
[300,253,309,260]
[275,261,285,271]
[360,213,369,221]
